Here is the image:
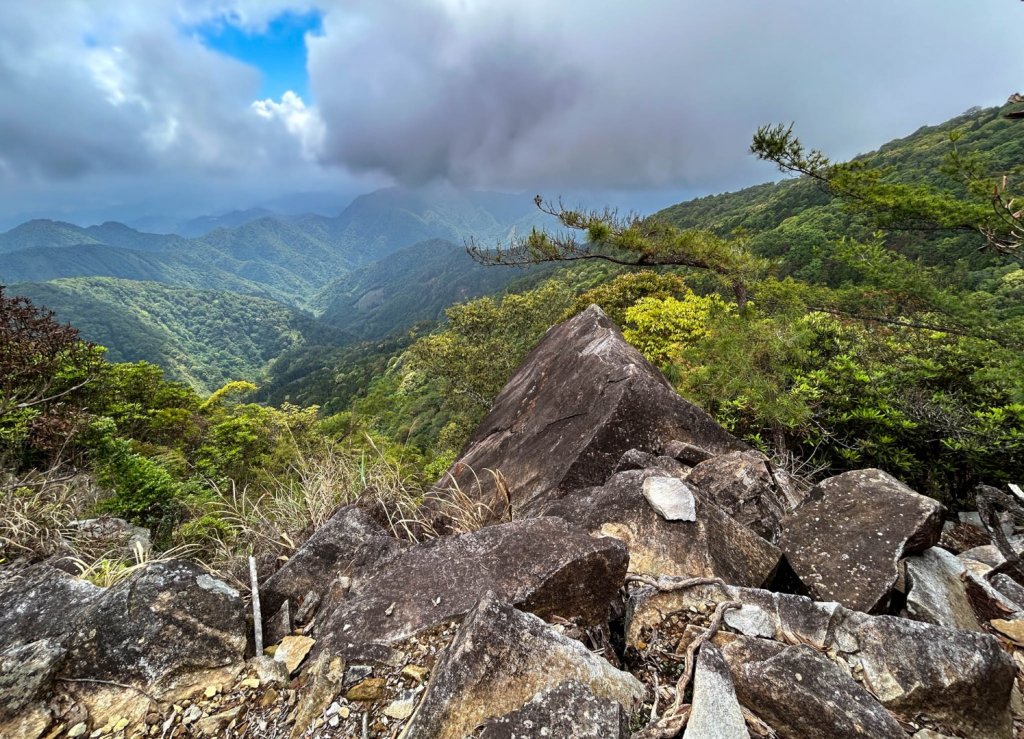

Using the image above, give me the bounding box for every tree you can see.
[0,286,106,466]
[750,119,1024,258]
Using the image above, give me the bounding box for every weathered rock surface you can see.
[316,517,629,656]
[721,636,906,739]
[642,475,696,521]
[63,561,247,690]
[938,520,991,554]
[0,565,103,647]
[527,469,781,587]
[477,680,631,738]
[614,448,689,476]
[0,639,65,721]
[437,305,746,526]
[904,547,983,631]
[779,468,945,612]
[845,614,1015,739]
[262,504,403,616]
[399,593,644,739]
[663,439,716,466]
[683,643,749,739]
[686,450,798,541]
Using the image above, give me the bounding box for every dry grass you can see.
[0,468,103,562]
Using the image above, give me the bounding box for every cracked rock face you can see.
[315,517,629,658]
[434,304,746,529]
[779,468,945,613]
[400,593,644,739]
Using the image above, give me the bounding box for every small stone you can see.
[258,689,278,708]
[401,664,429,683]
[339,706,351,719]
[251,655,290,685]
[383,693,417,720]
[68,723,88,738]
[273,635,315,675]
[642,476,697,521]
[345,665,373,685]
[204,686,218,698]
[346,677,387,702]
[329,715,340,727]
[182,705,202,724]
[240,678,260,689]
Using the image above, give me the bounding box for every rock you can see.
[194,706,245,736]
[614,448,689,476]
[904,547,982,631]
[383,692,418,720]
[663,439,716,466]
[62,561,247,691]
[435,305,746,528]
[261,504,403,615]
[0,564,103,648]
[265,600,292,645]
[687,451,800,541]
[65,516,151,559]
[347,677,386,702]
[316,517,628,655]
[720,636,905,739]
[991,573,1024,609]
[67,722,88,737]
[992,618,1024,644]
[962,568,1024,621]
[400,593,644,739]
[0,639,65,720]
[846,614,1015,739]
[477,680,631,739]
[683,643,748,739]
[527,469,781,587]
[250,655,290,685]
[401,664,429,683]
[273,635,315,675]
[642,476,696,521]
[779,468,945,613]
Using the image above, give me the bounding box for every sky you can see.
[0,0,1022,228]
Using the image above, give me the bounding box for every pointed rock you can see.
[436,305,745,528]
[683,643,749,739]
[399,593,644,739]
[528,469,781,587]
[316,517,628,656]
[779,468,945,613]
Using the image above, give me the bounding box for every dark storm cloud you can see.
[307,0,1024,192]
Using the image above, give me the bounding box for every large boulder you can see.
[526,469,781,587]
[316,517,629,657]
[779,469,945,613]
[0,565,103,648]
[904,547,983,631]
[435,305,746,527]
[686,450,800,541]
[261,504,404,616]
[720,636,906,739]
[843,614,1015,739]
[399,593,644,739]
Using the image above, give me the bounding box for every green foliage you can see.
[623,292,729,368]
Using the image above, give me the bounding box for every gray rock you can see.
[904,547,983,631]
[0,565,102,648]
[720,636,905,739]
[642,476,697,521]
[991,573,1024,609]
[0,639,65,720]
[779,468,945,613]
[683,643,749,739]
[846,614,1015,739]
[527,469,781,587]
[65,516,151,559]
[434,305,746,529]
[477,680,631,738]
[261,504,403,615]
[686,450,798,541]
[663,440,716,466]
[264,599,292,646]
[400,593,644,739]
[316,517,628,656]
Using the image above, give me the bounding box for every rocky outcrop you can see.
[779,468,945,612]
[399,593,644,739]
[436,305,746,527]
[262,503,404,615]
[686,450,799,541]
[316,517,629,657]
[526,469,781,587]
[477,681,631,739]
[0,640,65,721]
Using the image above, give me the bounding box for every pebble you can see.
[67,723,88,738]
[346,677,386,702]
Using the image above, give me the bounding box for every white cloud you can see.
[252,91,325,161]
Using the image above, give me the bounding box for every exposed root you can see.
[625,574,727,592]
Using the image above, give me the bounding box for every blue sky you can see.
[195,10,323,101]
